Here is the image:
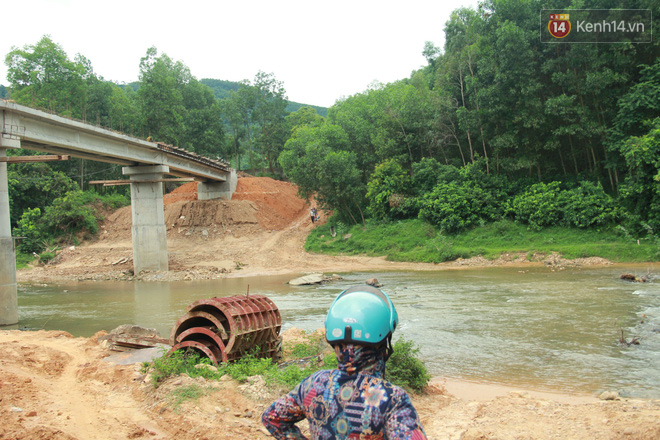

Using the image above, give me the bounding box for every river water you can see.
[12,265,660,398]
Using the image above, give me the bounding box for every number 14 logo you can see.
[549,14,571,38]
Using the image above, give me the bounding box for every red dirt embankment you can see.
[164,178,307,231]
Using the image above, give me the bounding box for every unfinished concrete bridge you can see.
[0,100,237,326]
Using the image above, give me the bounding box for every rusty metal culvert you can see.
[168,294,282,365]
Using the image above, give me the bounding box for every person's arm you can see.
[383,388,428,440]
[261,385,308,439]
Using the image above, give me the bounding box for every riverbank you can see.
[17,176,650,284]
[2,329,659,440]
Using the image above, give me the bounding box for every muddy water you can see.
[12,265,660,398]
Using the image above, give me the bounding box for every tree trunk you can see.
[457,66,474,163]
[467,51,489,174]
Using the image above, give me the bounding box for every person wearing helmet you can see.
[262,285,427,439]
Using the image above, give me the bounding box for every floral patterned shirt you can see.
[262,345,427,440]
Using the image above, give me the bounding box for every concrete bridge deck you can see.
[1,100,237,326]
[0,99,233,181]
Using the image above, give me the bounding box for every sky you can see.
[0,0,479,108]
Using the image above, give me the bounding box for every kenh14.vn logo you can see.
[541,9,652,43]
[548,13,571,38]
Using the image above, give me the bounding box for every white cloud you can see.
[0,0,477,108]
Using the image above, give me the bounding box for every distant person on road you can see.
[310,207,318,224]
[262,285,427,439]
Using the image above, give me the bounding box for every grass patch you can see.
[168,384,212,410]
[142,346,335,391]
[305,219,659,263]
[453,220,660,262]
[15,252,36,269]
[306,219,468,263]
[142,335,430,396]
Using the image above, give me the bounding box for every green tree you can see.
[181,79,225,157]
[222,82,260,169]
[5,35,89,117]
[13,208,47,254]
[286,106,324,133]
[614,119,660,232]
[137,47,188,144]
[7,160,79,227]
[411,158,461,195]
[108,84,142,135]
[220,93,249,170]
[252,71,288,173]
[279,124,366,223]
[220,72,288,173]
[366,159,412,219]
[609,59,660,231]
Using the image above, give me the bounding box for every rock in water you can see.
[366,278,383,288]
[288,273,328,286]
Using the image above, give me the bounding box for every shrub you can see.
[418,181,499,233]
[411,158,460,194]
[41,191,100,236]
[13,189,130,256]
[387,339,430,392]
[13,208,48,254]
[366,159,413,219]
[145,348,215,386]
[7,162,79,227]
[144,336,431,396]
[512,181,618,230]
[511,182,564,230]
[38,251,56,264]
[562,181,618,228]
[15,252,36,269]
[97,192,130,210]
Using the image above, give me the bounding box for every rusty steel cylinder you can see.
[169,294,282,365]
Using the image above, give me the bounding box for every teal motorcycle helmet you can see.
[325,285,398,358]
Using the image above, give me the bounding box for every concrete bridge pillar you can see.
[123,165,169,274]
[0,137,20,326]
[197,169,238,200]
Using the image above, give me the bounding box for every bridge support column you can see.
[197,169,237,200]
[123,165,169,274]
[0,137,20,326]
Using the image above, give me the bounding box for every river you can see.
[11,265,660,398]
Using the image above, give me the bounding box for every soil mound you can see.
[232,177,308,230]
[163,177,309,230]
[101,177,309,242]
[163,181,198,205]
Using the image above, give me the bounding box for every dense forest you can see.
[279,0,659,236]
[2,0,659,260]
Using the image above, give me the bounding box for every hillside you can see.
[118,78,329,116]
[200,78,329,116]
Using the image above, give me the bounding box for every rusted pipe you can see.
[169,294,282,365]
